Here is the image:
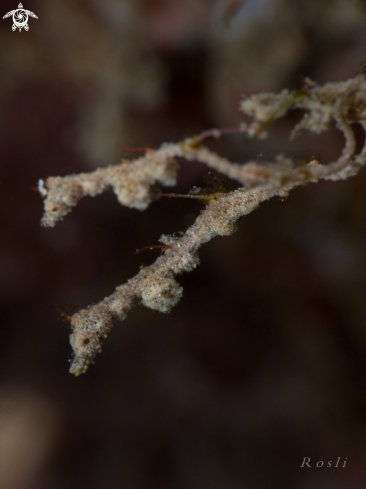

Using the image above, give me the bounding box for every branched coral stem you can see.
[39,75,366,374]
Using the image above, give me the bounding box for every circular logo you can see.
[12,8,28,31]
[3,3,38,32]
[13,8,28,30]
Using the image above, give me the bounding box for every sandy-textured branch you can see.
[39,147,180,227]
[39,75,366,374]
[67,153,365,375]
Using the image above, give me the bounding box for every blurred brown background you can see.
[1,0,366,487]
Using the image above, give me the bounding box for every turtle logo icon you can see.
[3,3,38,31]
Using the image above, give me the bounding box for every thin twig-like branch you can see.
[39,75,366,374]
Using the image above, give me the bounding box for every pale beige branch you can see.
[39,147,179,227]
[39,75,366,374]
